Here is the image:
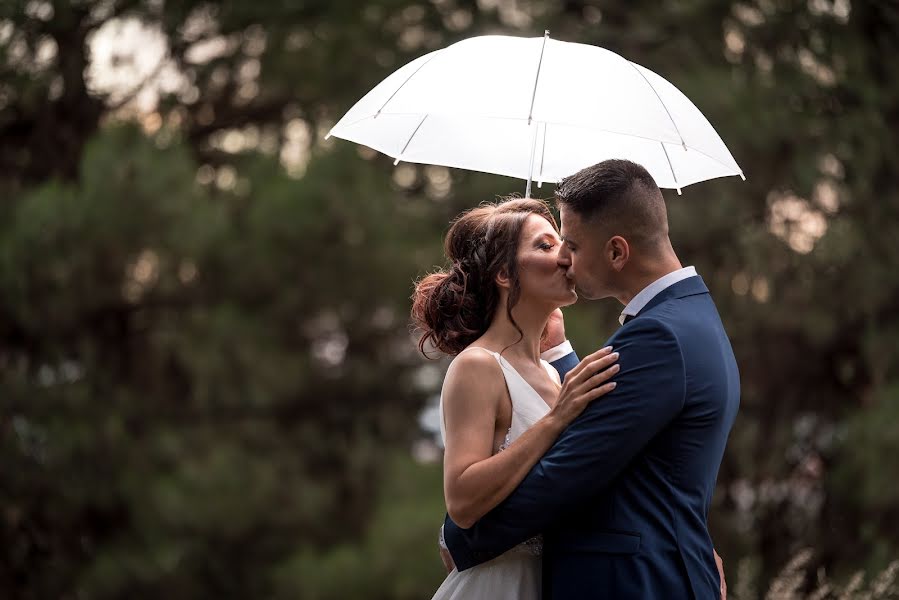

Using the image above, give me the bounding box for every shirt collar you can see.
[619,266,697,325]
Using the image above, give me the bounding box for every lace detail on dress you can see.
[507,534,543,556]
[498,427,513,452]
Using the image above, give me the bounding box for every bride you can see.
[411,197,620,599]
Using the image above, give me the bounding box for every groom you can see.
[442,159,740,599]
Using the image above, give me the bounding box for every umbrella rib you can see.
[375,52,440,118]
[661,142,682,195]
[331,113,382,132]
[629,62,687,150]
[394,114,428,164]
[527,31,551,125]
[667,142,743,176]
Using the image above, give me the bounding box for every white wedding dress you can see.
[431,347,557,600]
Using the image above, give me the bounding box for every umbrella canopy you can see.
[327,32,744,195]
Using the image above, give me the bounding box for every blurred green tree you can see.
[1,0,897,598]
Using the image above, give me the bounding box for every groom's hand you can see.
[540,308,567,353]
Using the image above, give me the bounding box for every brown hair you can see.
[411,197,558,357]
[555,159,668,249]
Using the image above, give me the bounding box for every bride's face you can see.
[513,215,578,308]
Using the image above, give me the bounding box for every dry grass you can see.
[733,550,899,600]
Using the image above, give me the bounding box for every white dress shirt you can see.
[618,266,697,325]
[540,340,575,363]
[539,266,698,362]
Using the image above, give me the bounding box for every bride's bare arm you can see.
[442,347,619,528]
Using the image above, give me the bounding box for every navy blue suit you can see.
[444,276,739,599]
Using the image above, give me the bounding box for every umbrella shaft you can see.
[525,122,539,198]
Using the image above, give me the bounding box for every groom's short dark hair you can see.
[555,159,668,249]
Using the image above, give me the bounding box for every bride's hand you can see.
[439,546,456,573]
[549,346,619,427]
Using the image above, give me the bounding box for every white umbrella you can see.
[327,32,744,196]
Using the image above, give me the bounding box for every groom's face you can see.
[558,207,612,300]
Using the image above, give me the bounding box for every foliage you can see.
[1,0,898,597]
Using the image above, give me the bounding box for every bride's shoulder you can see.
[441,346,506,410]
[444,346,504,392]
[448,345,499,372]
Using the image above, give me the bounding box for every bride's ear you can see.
[495,268,512,290]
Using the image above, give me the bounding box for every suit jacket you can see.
[444,276,740,599]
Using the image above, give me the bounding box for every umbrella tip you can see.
[676,187,683,196]
[394,158,401,165]
[324,132,331,140]
[739,172,746,181]
[544,30,550,37]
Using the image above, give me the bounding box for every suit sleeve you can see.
[548,350,580,382]
[445,318,686,571]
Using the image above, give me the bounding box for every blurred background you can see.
[1,0,897,598]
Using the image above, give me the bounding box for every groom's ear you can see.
[607,236,630,271]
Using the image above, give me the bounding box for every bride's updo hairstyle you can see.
[412,197,558,357]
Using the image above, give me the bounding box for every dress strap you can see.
[541,359,561,386]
